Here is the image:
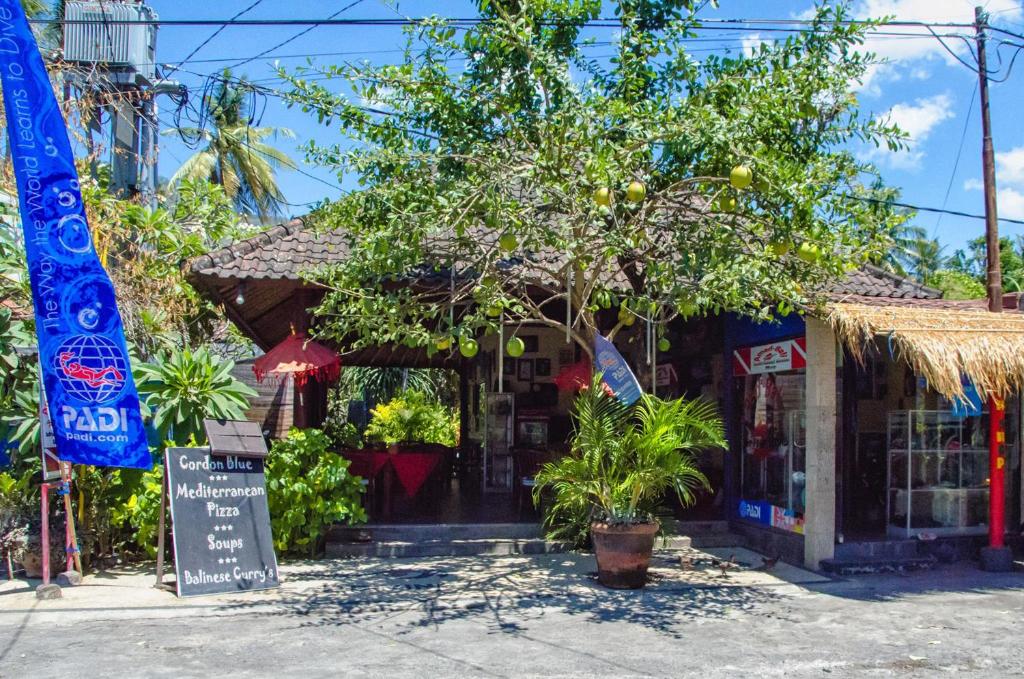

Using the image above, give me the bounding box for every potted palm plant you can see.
[534,377,726,588]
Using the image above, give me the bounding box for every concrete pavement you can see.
[0,547,1022,678]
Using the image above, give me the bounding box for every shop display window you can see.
[736,370,806,532]
[886,409,1016,537]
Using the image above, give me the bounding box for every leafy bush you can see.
[534,378,726,548]
[111,466,165,559]
[135,345,257,446]
[364,390,457,446]
[266,428,366,556]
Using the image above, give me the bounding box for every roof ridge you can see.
[860,263,943,298]
[187,217,306,275]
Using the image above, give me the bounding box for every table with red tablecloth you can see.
[339,446,448,518]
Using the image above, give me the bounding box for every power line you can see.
[934,86,976,233]
[155,112,344,208]
[29,16,979,30]
[163,0,266,80]
[848,195,1024,227]
[228,0,370,70]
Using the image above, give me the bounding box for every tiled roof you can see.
[188,218,349,281]
[826,264,942,301]
[188,222,947,303]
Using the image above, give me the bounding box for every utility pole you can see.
[976,7,1002,312]
[975,6,1012,572]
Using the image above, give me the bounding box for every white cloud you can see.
[850,0,1023,94]
[996,147,1024,186]
[866,93,954,168]
[742,33,765,57]
[997,187,1024,220]
[964,146,1024,218]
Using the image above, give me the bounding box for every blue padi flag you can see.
[0,2,150,469]
[951,378,983,419]
[594,334,643,406]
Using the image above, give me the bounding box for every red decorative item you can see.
[390,452,442,498]
[253,332,341,388]
[554,359,592,392]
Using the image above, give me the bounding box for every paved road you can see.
[1,550,1022,678]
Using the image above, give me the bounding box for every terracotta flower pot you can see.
[590,521,658,589]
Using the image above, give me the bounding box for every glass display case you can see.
[483,392,515,492]
[887,410,989,538]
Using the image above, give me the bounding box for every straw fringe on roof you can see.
[827,302,1024,400]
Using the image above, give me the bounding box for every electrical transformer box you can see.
[62,1,157,85]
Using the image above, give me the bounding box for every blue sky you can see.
[148,1,1024,254]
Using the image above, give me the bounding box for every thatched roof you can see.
[827,302,1024,399]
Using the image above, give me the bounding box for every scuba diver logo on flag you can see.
[594,334,643,406]
[0,1,150,468]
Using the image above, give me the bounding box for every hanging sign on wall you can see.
[733,337,807,376]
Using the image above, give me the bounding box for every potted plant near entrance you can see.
[534,377,726,589]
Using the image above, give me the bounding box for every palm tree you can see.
[882,223,945,283]
[166,70,296,221]
[533,380,726,547]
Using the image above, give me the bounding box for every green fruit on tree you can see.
[618,308,636,326]
[797,242,820,263]
[718,195,737,212]
[657,338,671,352]
[436,336,452,351]
[730,165,753,190]
[486,304,502,317]
[459,338,479,358]
[594,187,612,206]
[678,297,698,318]
[498,233,518,252]
[769,241,791,257]
[506,337,525,357]
[626,181,647,203]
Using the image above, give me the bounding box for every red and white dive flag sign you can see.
[732,337,806,376]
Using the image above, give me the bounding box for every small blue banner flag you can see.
[0,2,150,469]
[594,334,643,406]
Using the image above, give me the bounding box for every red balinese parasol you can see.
[554,359,592,392]
[253,332,341,388]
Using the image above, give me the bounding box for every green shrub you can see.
[112,465,165,558]
[534,378,726,548]
[134,345,257,446]
[266,428,366,556]
[364,390,457,446]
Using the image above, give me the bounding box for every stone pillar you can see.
[804,317,838,570]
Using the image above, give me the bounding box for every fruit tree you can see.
[282,0,908,359]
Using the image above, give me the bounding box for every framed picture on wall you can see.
[535,358,551,377]
[503,358,516,375]
[517,359,534,382]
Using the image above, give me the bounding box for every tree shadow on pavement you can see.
[804,561,1024,603]
[222,552,788,639]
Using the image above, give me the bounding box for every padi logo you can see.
[61,405,129,436]
[53,334,127,404]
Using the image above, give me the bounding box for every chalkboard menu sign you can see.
[165,447,280,597]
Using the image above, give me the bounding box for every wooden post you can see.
[154,458,169,587]
[975,7,1002,314]
[60,464,82,574]
[40,483,50,585]
[803,318,837,570]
